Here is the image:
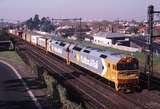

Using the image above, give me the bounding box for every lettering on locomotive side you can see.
[80,56,98,69]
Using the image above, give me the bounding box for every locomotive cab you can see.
[115,56,139,91]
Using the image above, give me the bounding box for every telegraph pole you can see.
[146,5,160,89]
[0,18,4,29]
[17,20,20,30]
[80,18,82,35]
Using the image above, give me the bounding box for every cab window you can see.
[117,62,138,70]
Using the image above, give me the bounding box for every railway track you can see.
[122,72,160,109]
[21,44,117,109]
[140,72,160,89]
[23,41,150,109]
[14,37,160,109]
[25,44,123,109]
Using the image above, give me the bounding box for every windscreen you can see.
[117,61,138,70]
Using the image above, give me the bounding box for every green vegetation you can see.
[133,52,145,64]
[133,52,160,72]
[153,56,160,72]
[0,51,24,65]
[0,30,16,50]
[41,70,84,109]
[0,30,10,40]
[25,14,55,32]
[58,85,83,109]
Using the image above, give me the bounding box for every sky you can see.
[0,0,159,22]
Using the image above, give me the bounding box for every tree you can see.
[40,17,55,32]
[26,18,34,30]
[25,15,56,32]
[33,14,40,30]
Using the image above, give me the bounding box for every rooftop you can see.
[94,32,129,39]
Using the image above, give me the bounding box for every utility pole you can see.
[51,18,54,26]
[17,20,20,30]
[1,18,4,29]
[145,5,160,89]
[80,18,82,35]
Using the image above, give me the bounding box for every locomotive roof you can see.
[80,46,124,63]
[107,52,124,63]
[94,32,129,39]
[49,37,125,63]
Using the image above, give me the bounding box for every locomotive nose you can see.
[116,71,139,91]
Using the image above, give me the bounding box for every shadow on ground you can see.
[3,77,46,91]
[2,77,54,109]
[0,100,37,109]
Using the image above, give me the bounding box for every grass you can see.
[133,52,160,72]
[133,52,145,64]
[0,31,23,64]
[0,51,24,65]
[152,55,160,72]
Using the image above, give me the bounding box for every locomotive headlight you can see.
[135,75,139,79]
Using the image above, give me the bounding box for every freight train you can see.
[8,29,140,91]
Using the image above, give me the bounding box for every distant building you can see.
[92,32,130,47]
[34,30,51,35]
[68,34,78,40]
[84,35,93,42]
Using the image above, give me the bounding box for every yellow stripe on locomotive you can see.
[73,49,139,91]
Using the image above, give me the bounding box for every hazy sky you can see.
[0,0,159,21]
